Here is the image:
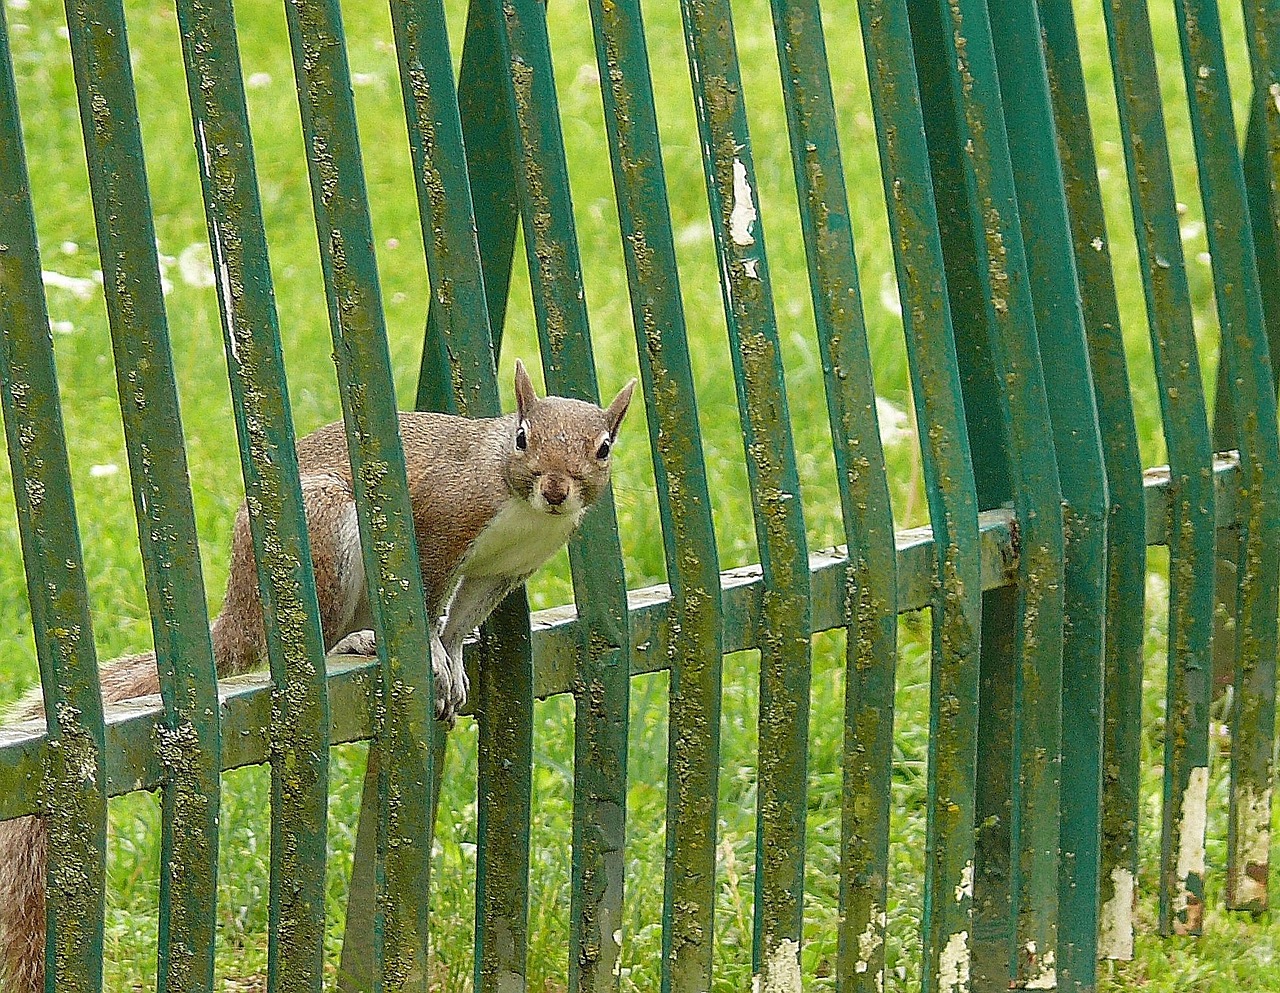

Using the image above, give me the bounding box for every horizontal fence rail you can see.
[0,455,1247,822]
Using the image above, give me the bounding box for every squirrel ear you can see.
[514,358,538,418]
[605,378,637,439]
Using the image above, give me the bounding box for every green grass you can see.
[0,0,1277,989]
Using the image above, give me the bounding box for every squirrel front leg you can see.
[434,572,526,711]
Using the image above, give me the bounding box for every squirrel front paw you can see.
[430,631,468,725]
[329,629,378,656]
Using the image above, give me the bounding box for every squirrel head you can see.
[504,358,637,519]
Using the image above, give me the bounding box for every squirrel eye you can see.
[515,423,528,451]
[595,438,611,460]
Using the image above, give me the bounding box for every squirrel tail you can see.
[0,650,161,993]
[0,815,45,993]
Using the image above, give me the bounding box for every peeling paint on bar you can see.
[1230,784,1272,907]
[1023,945,1056,989]
[729,158,756,246]
[855,910,884,972]
[1097,865,1135,960]
[938,931,969,993]
[954,861,973,903]
[752,939,802,993]
[1173,764,1209,932]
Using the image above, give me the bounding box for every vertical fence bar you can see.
[389,6,522,988]
[855,5,984,990]
[990,6,1111,990]
[582,2,727,990]
[908,6,1020,984]
[282,0,438,986]
[1173,0,1280,914]
[1243,0,1280,372]
[488,2,634,987]
[1101,0,1216,937]
[173,3,333,988]
[677,3,814,986]
[389,0,501,419]
[62,2,223,988]
[1039,0,1147,965]
[453,0,520,360]
[908,1,1068,985]
[767,4,899,991]
[417,5,537,991]
[0,10,107,991]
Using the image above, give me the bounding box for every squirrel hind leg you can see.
[300,475,369,651]
[0,814,46,993]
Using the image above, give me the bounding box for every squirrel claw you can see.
[430,633,467,726]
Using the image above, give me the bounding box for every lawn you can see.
[0,0,1277,989]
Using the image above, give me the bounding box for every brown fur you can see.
[0,361,635,992]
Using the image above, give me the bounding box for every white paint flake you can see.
[1172,765,1209,928]
[1098,865,1135,960]
[1024,947,1056,989]
[856,912,883,973]
[1231,784,1272,907]
[1091,235,1104,252]
[730,158,757,247]
[752,940,802,993]
[1271,82,1280,114]
[938,931,969,993]
[955,861,974,903]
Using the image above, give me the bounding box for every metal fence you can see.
[0,0,1277,991]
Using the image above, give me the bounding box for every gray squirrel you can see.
[0,358,636,993]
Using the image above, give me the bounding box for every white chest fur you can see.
[460,497,582,579]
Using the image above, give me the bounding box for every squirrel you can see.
[0,358,636,993]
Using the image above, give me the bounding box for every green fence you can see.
[0,0,1277,990]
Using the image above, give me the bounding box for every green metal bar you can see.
[452,0,520,360]
[677,2,813,986]
[473,593,535,992]
[389,2,533,990]
[412,6,538,991]
[1243,0,1280,374]
[580,1,725,989]
[489,2,634,987]
[173,2,333,988]
[1227,5,1280,703]
[62,1,223,987]
[910,1,1068,985]
[991,6,1110,990]
[0,10,107,990]
[1101,0,1217,937]
[281,0,438,986]
[855,3,983,989]
[388,0,500,418]
[767,5,898,991]
[1038,0,1147,966]
[1173,0,1280,915]
[907,2,1018,982]
[1245,103,1280,379]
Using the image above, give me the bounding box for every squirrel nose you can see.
[542,477,569,506]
